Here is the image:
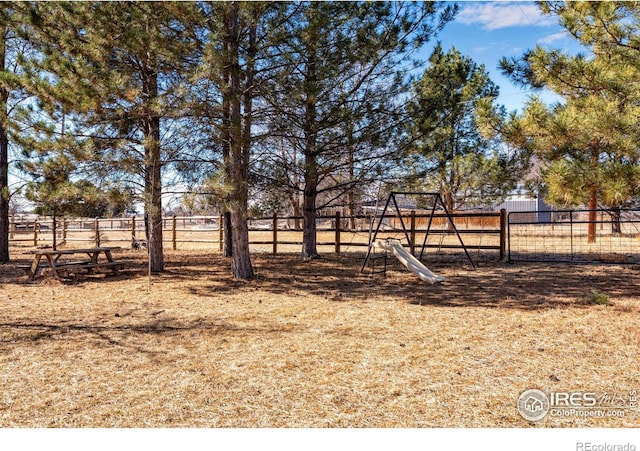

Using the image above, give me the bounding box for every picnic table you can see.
[22,247,126,281]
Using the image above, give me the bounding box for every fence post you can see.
[95,217,100,247]
[172,215,177,250]
[33,220,38,247]
[131,216,136,239]
[273,212,278,255]
[62,218,67,245]
[570,211,574,260]
[219,214,224,252]
[410,210,416,256]
[499,209,507,262]
[335,211,341,255]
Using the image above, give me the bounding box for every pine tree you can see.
[490,1,640,242]
[23,152,114,249]
[0,18,8,262]
[261,1,456,258]
[404,45,522,213]
[19,2,200,271]
[192,1,280,279]
[0,5,40,262]
[219,1,256,279]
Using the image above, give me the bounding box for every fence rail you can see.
[10,208,640,263]
[8,210,506,260]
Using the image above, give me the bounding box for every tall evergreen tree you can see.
[404,45,522,213]
[19,2,200,271]
[218,1,258,279]
[483,1,640,242]
[0,18,8,262]
[191,1,282,279]
[0,5,41,263]
[0,6,22,263]
[23,151,122,249]
[261,1,456,258]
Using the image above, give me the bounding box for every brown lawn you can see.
[0,247,638,427]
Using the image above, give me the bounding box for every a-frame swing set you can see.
[360,192,475,278]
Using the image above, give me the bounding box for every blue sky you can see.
[427,1,587,112]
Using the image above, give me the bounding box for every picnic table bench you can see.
[20,247,127,281]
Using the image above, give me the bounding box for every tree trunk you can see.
[586,147,598,244]
[221,17,233,259]
[443,190,455,231]
[52,215,57,251]
[302,170,319,259]
[142,114,164,272]
[302,125,319,258]
[223,211,233,257]
[225,2,253,279]
[289,194,301,230]
[0,136,7,262]
[0,26,8,263]
[0,118,8,263]
[287,144,301,230]
[347,132,356,231]
[230,207,252,278]
[302,9,320,259]
[610,207,622,236]
[144,129,164,273]
[139,50,164,273]
[587,187,597,244]
[348,193,356,231]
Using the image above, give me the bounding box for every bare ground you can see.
[0,248,638,427]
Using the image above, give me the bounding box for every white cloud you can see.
[506,46,524,56]
[537,31,570,45]
[472,45,491,53]
[456,2,557,30]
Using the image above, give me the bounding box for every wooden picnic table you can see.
[24,246,126,281]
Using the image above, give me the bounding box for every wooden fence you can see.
[8,210,507,260]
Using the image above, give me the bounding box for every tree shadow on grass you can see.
[4,251,639,311]
[175,254,640,311]
[0,316,295,358]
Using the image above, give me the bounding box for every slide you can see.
[373,239,446,285]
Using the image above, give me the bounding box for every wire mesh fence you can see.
[508,209,640,264]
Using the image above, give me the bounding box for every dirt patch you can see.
[0,248,638,427]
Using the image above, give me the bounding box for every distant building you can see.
[493,191,553,223]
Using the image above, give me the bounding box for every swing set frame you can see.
[360,191,475,273]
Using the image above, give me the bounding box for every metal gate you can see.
[508,208,640,264]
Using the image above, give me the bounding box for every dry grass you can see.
[0,247,639,427]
